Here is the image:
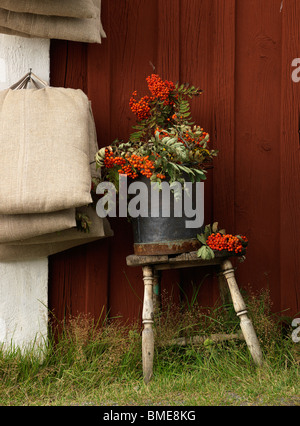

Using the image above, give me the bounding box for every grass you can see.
[0,289,299,406]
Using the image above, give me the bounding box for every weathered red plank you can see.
[210,0,236,304]
[177,0,218,307]
[212,0,236,233]
[100,0,159,321]
[280,0,300,316]
[87,0,111,144]
[234,0,282,311]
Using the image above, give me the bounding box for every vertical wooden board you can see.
[48,252,70,323]
[179,0,215,231]
[108,0,158,143]
[178,0,216,307]
[280,0,300,316]
[50,40,68,87]
[82,239,110,319]
[234,0,282,311]
[155,0,181,302]
[50,40,87,90]
[87,0,111,145]
[61,246,88,317]
[101,0,159,321]
[106,218,144,323]
[48,248,85,321]
[63,42,88,91]
[179,0,215,133]
[49,241,110,322]
[210,0,236,305]
[212,0,236,233]
[156,0,180,79]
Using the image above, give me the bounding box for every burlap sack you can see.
[0,0,98,19]
[0,238,101,262]
[0,0,106,43]
[0,206,113,261]
[0,86,94,215]
[9,206,113,245]
[0,208,76,243]
[0,25,30,37]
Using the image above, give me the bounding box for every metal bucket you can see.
[130,175,204,255]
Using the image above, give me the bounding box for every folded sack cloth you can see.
[0,209,76,243]
[0,238,101,262]
[8,206,113,246]
[0,206,113,261]
[0,85,95,214]
[0,0,106,43]
[0,0,98,19]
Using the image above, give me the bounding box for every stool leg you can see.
[142,265,155,384]
[221,260,263,366]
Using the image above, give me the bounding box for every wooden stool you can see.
[126,251,263,384]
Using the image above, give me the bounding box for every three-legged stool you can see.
[126,251,263,384]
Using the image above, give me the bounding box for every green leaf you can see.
[197,234,207,245]
[192,169,206,181]
[197,245,215,260]
[212,222,219,233]
[204,225,212,239]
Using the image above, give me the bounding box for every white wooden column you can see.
[0,35,50,352]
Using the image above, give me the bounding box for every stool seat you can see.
[126,250,263,384]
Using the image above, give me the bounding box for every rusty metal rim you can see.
[133,238,201,255]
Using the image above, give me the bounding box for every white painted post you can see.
[0,35,50,353]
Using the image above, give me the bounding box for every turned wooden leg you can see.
[142,265,155,384]
[221,260,263,366]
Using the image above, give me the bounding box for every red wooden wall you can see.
[48,0,300,322]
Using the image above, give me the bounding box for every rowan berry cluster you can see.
[103,149,124,168]
[125,154,155,178]
[156,173,166,179]
[129,92,151,121]
[146,74,175,104]
[206,233,248,254]
[129,74,176,121]
[103,149,155,179]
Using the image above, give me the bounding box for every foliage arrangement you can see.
[95,74,218,188]
[197,222,248,260]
